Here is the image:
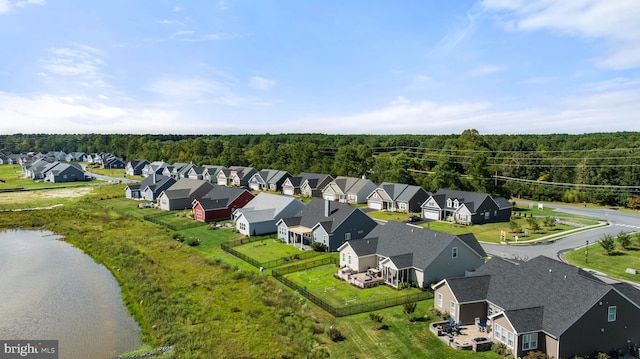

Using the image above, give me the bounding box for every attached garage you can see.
[423,209,440,220]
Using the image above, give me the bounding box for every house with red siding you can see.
[192,186,255,222]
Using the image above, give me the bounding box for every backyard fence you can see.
[142,214,207,231]
[221,235,322,269]
[271,257,433,317]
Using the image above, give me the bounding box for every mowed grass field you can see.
[284,263,427,308]
[563,237,640,284]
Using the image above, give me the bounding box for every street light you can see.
[585,240,589,264]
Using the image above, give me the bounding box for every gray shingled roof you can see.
[332,176,374,194]
[357,221,484,270]
[378,182,428,202]
[235,192,304,223]
[283,198,360,232]
[459,256,635,337]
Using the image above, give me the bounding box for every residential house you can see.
[169,163,196,180]
[125,174,175,200]
[432,255,640,358]
[44,163,87,183]
[142,161,169,178]
[282,172,333,197]
[202,165,226,183]
[45,151,67,162]
[65,152,87,162]
[337,221,486,289]
[321,176,377,204]
[125,160,150,176]
[366,182,430,213]
[421,189,512,224]
[187,166,206,180]
[24,158,57,180]
[224,166,257,187]
[157,178,214,211]
[276,199,377,251]
[103,156,126,169]
[248,169,292,192]
[192,186,254,222]
[233,192,305,236]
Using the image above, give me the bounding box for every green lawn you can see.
[0,164,87,190]
[327,300,500,359]
[234,237,311,260]
[563,239,640,284]
[284,263,426,308]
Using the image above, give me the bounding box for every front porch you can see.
[429,320,493,352]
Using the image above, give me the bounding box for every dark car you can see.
[407,215,421,223]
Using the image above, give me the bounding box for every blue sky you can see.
[1,0,639,135]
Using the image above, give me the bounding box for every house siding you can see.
[434,284,456,315]
[423,239,485,287]
[557,290,640,359]
[459,302,487,325]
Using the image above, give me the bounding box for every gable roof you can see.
[258,169,291,184]
[281,198,361,233]
[195,186,251,210]
[353,221,485,270]
[452,255,640,337]
[329,176,375,194]
[162,178,214,199]
[372,182,429,202]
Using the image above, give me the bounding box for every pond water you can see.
[0,230,141,359]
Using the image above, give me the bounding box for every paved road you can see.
[481,201,640,261]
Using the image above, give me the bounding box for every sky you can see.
[1,0,640,135]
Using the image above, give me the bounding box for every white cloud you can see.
[0,0,11,13]
[429,4,484,57]
[146,77,271,107]
[0,0,44,13]
[482,0,640,69]
[468,64,505,76]
[40,45,109,88]
[249,76,276,90]
[0,91,187,134]
[173,6,184,12]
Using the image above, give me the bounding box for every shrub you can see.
[311,242,328,252]
[326,326,344,342]
[523,350,548,359]
[369,312,384,329]
[402,301,417,321]
[184,237,201,246]
[599,234,616,255]
[617,231,632,250]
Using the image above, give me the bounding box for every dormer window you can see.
[447,199,452,208]
[453,199,459,208]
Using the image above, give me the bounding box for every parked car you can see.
[407,215,421,223]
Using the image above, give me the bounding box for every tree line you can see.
[2,130,640,207]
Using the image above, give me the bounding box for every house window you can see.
[453,199,459,208]
[437,293,443,308]
[342,253,345,262]
[449,301,456,316]
[196,210,202,217]
[348,255,351,265]
[522,333,538,351]
[447,199,452,207]
[485,211,490,220]
[494,324,514,349]
[452,247,458,258]
[313,233,318,242]
[399,202,407,210]
[608,306,617,322]
[345,232,351,241]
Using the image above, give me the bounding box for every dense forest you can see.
[2,130,640,207]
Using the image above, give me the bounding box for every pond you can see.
[0,230,141,359]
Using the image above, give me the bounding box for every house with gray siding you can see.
[233,193,305,236]
[248,169,292,192]
[366,182,430,213]
[44,163,87,183]
[157,178,214,211]
[421,189,512,224]
[125,174,175,200]
[276,199,377,251]
[338,221,486,289]
[282,172,333,197]
[126,160,150,176]
[433,256,640,358]
[321,176,377,204]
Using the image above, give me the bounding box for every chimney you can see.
[325,199,330,217]
[153,171,156,183]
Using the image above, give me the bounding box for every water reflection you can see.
[0,230,141,359]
